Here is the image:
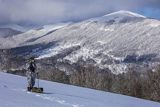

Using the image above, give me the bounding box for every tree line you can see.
[0,49,160,102]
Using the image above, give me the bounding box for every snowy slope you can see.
[0,72,160,107]
[43,22,72,31]
[1,10,160,73]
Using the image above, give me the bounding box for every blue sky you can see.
[0,0,160,26]
[137,7,160,19]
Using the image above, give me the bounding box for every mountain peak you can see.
[88,10,146,24]
[105,10,146,18]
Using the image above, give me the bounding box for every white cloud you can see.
[0,0,159,26]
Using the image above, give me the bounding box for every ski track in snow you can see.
[29,92,83,107]
[12,88,84,107]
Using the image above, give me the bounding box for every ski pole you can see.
[37,73,39,88]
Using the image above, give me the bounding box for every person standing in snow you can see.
[26,57,37,91]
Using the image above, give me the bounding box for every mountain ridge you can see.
[0,10,160,74]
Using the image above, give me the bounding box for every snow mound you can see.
[0,72,160,107]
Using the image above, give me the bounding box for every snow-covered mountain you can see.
[0,24,32,32]
[0,28,22,38]
[1,72,160,107]
[1,10,160,73]
[0,22,71,49]
[0,24,28,38]
[88,10,146,24]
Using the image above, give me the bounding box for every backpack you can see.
[29,62,35,72]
